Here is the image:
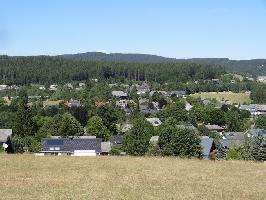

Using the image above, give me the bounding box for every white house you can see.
[49,84,58,91]
[257,76,266,82]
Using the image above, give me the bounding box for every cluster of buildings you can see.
[2,123,265,159]
[239,104,266,116]
[1,80,266,160]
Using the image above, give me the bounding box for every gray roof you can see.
[140,108,160,114]
[169,91,187,96]
[67,99,81,107]
[200,136,214,159]
[205,124,224,131]
[110,134,123,145]
[112,91,128,97]
[239,104,266,112]
[41,138,102,154]
[220,139,230,149]
[0,129,12,143]
[203,99,211,106]
[51,136,97,139]
[101,141,111,153]
[223,132,246,148]
[224,132,245,141]
[247,129,266,138]
[176,124,196,130]
[78,136,97,139]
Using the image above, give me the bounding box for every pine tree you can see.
[252,135,266,161]
[13,95,36,137]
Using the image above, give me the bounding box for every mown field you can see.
[191,91,251,104]
[1,155,266,200]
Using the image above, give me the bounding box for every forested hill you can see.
[61,52,266,75]
[0,55,223,85]
[61,52,178,63]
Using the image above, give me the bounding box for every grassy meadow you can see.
[1,155,266,200]
[191,91,251,104]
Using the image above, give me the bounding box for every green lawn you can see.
[43,100,63,107]
[191,91,251,104]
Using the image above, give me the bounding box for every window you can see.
[47,139,63,145]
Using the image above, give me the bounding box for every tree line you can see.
[0,56,224,85]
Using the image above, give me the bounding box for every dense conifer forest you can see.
[0,55,224,85]
[61,52,266,75]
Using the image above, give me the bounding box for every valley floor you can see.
[0,155,265,200]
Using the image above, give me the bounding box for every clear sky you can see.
[0,0,266,59]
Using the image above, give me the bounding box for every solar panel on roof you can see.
[47,139,63,145]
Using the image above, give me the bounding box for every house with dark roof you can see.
[40,138,102,156]
[168,91,187,97]
[149,91,168,97]
[239,104,266,116]
[65,99,81,108]
[132,83,150,95]
[0,129,12,145]
[200,136,217,160]
[146,135,215,159]
[220,132,246,150]
[246,129,266,138]
[139,98,160,114]
[110,134,124,145]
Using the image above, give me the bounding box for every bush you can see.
[7,136,41,153]
[146,144,160,156]
[227,148,242,160]
[226,144,252,160]
[0,146,5,153]
[110,146,122,156]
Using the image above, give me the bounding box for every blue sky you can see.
[0,0,266,59]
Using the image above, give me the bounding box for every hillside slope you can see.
[1,155,265,200]
[61,52,266,75]
[0,56,223,84]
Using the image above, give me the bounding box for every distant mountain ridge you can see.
[60,52,177,63]
[60,52,266,75]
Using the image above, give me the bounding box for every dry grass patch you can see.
[0,155,265,200]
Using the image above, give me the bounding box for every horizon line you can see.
[1,51,266,61]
